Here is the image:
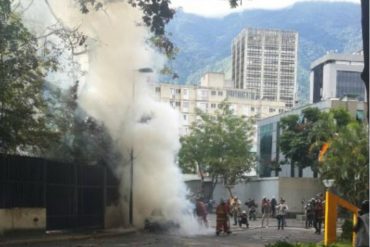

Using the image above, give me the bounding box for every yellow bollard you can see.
[323,191,359,247]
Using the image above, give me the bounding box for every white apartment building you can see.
[152,72,285,136]
[232,28,298,109]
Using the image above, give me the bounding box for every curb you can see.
[0,228,138,246]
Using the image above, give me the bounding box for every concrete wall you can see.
[212,177,324,215]
[104,205,124,229]
[213,178,279,212]
[279,177,324,213]
[0,208,46,232]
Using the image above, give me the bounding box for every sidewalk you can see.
[0,227,137,246]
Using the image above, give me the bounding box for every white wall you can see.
[212,177,324,215]
[0,208,46,232]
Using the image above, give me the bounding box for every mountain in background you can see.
[164,1,362,103]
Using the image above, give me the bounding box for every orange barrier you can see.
[324,190,359,246]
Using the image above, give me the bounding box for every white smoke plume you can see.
[30,0,212,235]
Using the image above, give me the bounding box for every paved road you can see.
[13,216,324,247]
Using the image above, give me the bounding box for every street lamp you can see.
[323,179,335,190]
[129,67,153,226]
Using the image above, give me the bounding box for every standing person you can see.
[276,198,288,230]
[313,193,324,234]
[247,198,257,221]
[305,198,315,228]
[353,200,369,247]
[231,196,241,226]
[270,197,277,217]
[196,197,208,227]
[261,197,270,228]
[215,199,231,236]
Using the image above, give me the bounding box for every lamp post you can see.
[128,67,153,226]
[323,179,335,191]
[322,178,335,246]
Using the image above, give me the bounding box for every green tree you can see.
[0,0,59,154]
[178,102,255,199]
[44,81,116,165]
[319,121,369,205]
[279,107,348,177]
[307,108,352,175]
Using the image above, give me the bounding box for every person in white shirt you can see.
[276,198,288,230]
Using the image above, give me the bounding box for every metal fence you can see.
[0,154,120,230]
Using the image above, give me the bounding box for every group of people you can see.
[214,196,289,235]
[195,194,369,244]
[258,196,288,230]
[303,193,324,234]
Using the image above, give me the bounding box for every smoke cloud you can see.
[42,0,210,234]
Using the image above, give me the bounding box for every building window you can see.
[336,71,365,100]
[183,101,189,108]
[211,90,216,96]
[155,87,161,93]
[218,91,223,96]
[183,114,188,120]
[269,108,276,113]
[176,89,181,94]
[211,103,216,108]
[251,107,255,112]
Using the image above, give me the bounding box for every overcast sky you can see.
[170,0,360,17]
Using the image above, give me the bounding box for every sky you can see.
[170,0,360,17]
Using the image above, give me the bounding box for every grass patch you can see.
[265,241,352,247]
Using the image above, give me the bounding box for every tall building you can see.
[232,28,298,109]
[309,52,366,103]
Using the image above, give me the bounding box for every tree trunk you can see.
[298,167,303,177]
[208,176,218,200]
[226,185,234,198]
[290,161,295,177]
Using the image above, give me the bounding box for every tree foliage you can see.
[44,81,116,165]
[319,121,368,205]
[279,107,354,177]
[0,0,59,154]
[178,102,255,198]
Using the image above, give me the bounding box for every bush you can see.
[266,241,297,247]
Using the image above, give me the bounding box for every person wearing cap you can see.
[238,210,249,228]
[353,200,369,247]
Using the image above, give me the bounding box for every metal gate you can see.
[46,162,104,230]
[0,154,119,230]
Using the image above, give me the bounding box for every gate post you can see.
[324,190,337,245]
[102,166,107,228]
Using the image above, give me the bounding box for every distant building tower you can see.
[309,52,366,103]
[232,28,298,109]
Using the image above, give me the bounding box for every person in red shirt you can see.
[216,199,231,236]
[195,197,208,227]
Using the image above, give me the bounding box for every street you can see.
[13,216,323,247]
